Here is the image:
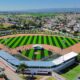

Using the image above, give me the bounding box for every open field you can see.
[16,13,58,17]
[0,35,79,49]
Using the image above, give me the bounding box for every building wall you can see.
[25,58,76,74]
[53,58,75,72]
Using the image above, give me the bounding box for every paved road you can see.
[0,61,22,80]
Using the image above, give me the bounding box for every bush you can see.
[0,74,5,78]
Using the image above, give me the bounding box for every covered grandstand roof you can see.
[21,61,53,67]
[0,50,78,67]
[0,50,20,66]
[52,52,78,65]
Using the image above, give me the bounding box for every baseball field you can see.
[0,35,80,80]
[0,35,79,49]
[0,35,79,60]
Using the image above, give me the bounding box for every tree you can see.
[76,54,80,63]
[73,31,79,36]
[17,63,27,75]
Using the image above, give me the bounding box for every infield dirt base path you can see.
[16,44,62,54]
[0,42,80,55]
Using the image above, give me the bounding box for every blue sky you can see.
[0,0,80,11]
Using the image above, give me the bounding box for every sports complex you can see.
[0,33,80,76]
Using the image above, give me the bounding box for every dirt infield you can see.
[62,42,80,54]
[0,42,80,55]
[0,44,61,54]
[15,44,62,54]
[0,44,18,54]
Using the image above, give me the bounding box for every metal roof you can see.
[21,61,53,67]
[0,50,78,67]
[0,50,20,65]
[52,52,78,65]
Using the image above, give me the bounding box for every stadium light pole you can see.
[61,39,66,62]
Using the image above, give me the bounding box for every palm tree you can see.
[17,63,27,75]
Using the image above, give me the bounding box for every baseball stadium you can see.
[0,33,80,75]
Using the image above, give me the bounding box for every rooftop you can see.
[0,50,78,67]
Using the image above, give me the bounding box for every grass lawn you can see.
[62,64,80,80]
[19,13,57,17]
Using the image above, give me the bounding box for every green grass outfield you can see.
[0,35,79,49]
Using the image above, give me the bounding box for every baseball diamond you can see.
[0,35,79,60]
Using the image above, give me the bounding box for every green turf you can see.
[8,37,20,48]
[27,36,33,44]
[33,36,37,44]
[29,49,34,59]
[12,36,23,48]
[4,38,14,45]
[51,36,56,46]
[38,36,41,44]
[44,36,47,44]
[24,36,30,45]
[62,37,71,46]
[44,49,49,57]
[36,50,41,60]
[0,35,79,49]
[21,49,53,60]
[53,36,60,48]
[20,36,28,46]
[48,36,53,45]
[22,50,26,55]
[58,37,66,48]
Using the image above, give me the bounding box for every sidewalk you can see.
[0,61,22,80]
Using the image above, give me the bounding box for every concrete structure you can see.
[32,44,43,50]
[0,50,78,75]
